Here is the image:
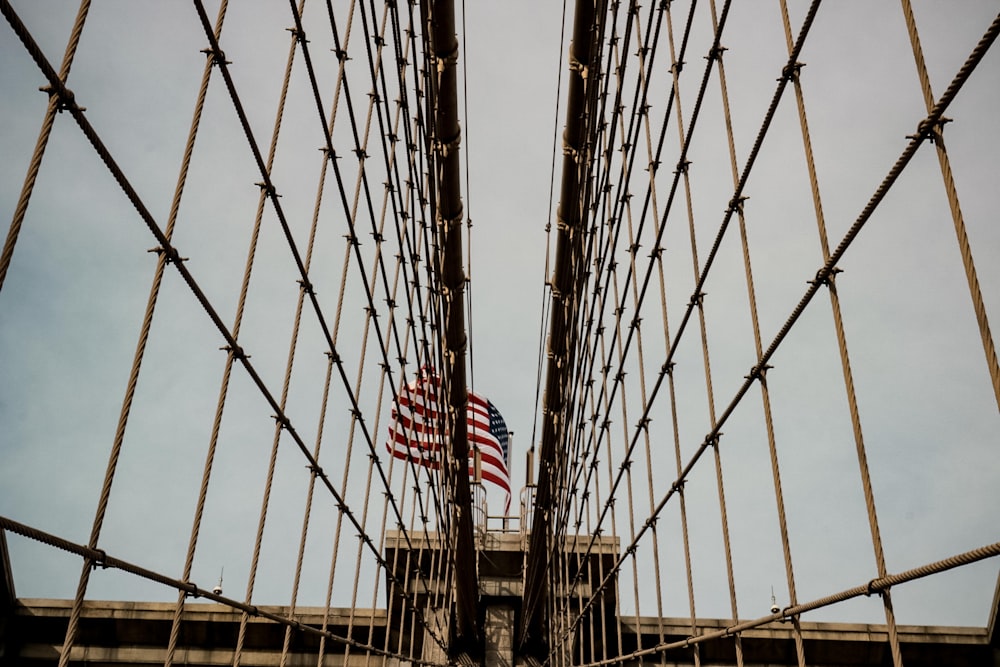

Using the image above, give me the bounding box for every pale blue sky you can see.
[1,0,998,633]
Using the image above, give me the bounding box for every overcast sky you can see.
[1,0,998,637]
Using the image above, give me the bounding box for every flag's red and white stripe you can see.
[386,373,511,510]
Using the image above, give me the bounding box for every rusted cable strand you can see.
[291,0,413,381]
[190,0,448,613]
[756,7,1000,391]
[287,6,369,664]
[575,540,1000,667]
[314,0,456,557]
[313,0,437,534]
[584,0,640,224]
[780,1,897,664]
[602,130,648,653]
[353,0,455,535]
[649,10,701,660]
[2,6,100,667]
[368,2,441,376]
[360,0,457,539]
[620,9,670,657]
[2,1,445,643]
[898,0,1000,411]
[722,1,804,663]
[159,4,233,666]
[554,4,999,636]
[0,0,91,294]
[0,516,440,666]
[580,0,670,318]
[569,0,991,630]
[330,4,453,657]
[570,0,695,413]
[650,7,705,662]
[280,4,405,664]
[56,4,225,666]
[579,0,802,510]
[561,0,830,615]
[225,7,310,665]
[668,5,744,661]
[396,42,450,386]
[367,0,461,540]
[559,0,713,544]
[556,0,739,605]
[556,0,665,479]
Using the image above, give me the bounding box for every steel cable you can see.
[555,5,999,639]
[898,0,1000,412]
[0,515,440,665]
[1,0,447,649]
[0,0,91,294]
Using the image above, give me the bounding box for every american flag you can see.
[386,372,511,507]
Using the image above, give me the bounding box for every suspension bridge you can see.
[1,1,999,665]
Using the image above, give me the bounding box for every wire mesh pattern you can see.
[0,1,998,667]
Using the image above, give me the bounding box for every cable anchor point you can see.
[779,61,805,82]
[200,47,230,67]
[39,84,84,112]
[221,344,248,360]
[809,266,842,287]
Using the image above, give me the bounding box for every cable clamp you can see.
[147,246,186,264]
[910,116,952,144]
[255,181,279,197]
[90,548,108,569]
[780,61,804,82]
[662,361,675,376]
[746,363,773,381]
[222,344,248,360]
[706,44,728,62]
[675,159,691,175]
[809,266,842,287]
[689,291,706,308]
[39,84,84,112]
[165,248,187,264]
[286,27,307,44]
[728,195,749,214]
[297,279,315,296]
[200,47,230,67]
